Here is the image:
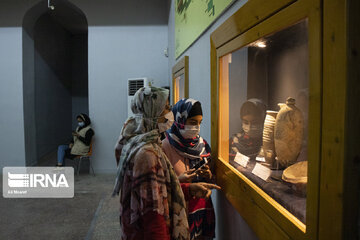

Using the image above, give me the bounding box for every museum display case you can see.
[219,19,309,224]
[172,55,189,104]
[210,0,360,239]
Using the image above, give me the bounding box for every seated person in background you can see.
[229,99,266,161]
[56,113,94,167]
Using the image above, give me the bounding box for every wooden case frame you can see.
[210,0,359,239]
[172,55,189,104]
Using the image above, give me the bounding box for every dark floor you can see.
[0,152,120,240]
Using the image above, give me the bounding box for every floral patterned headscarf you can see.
[113,86,189,240]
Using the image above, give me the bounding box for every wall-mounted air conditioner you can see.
[127,78,153,117]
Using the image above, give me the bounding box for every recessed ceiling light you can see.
[256,41,266,48]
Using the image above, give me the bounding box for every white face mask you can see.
[242,123,262,138]
[180,124,200,139]
[78,122,85,127]
[158,111,174,133]
[242,123,250,133]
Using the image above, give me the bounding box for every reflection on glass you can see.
[218,20,309,223]
[174,74,185,103]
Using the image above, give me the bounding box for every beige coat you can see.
[71,125,91,155]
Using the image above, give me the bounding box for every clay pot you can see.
[282,161,308,197]
[274,97,304,167]
[262,111,278,167]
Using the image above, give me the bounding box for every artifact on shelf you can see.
[262,110,278,168]
[282,161,308,197]
[274,97,304,168]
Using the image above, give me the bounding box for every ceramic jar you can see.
[262,111,278,167]
[274,97,304,167]
[282,161,308,197]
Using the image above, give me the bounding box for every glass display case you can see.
[172,55,189,104]
[219,20,309,224]
[211,0,360,239]
[210,0,323,239]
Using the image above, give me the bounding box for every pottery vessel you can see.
[274,97,304,167]
[262,111,278,167]
[282,161,308,196]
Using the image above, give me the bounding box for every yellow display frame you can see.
[211,0,360,239]
[211,0,321,239]
[319,1,359,239]
[172,55,189,104]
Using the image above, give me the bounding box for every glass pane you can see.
[219,20,309,224]
[178,74,185,99]
[174,74,185,103]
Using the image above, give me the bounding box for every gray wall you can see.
[34,14,73,159]
[0,0,169,171]
[23,24,37,166]
[22,1,46,166]
[22,0,89,165]
[168,0,259,239]
[0,1,31,169]
[71,33,88,129]
[0,27,26,168]
[66,0,169,173]
[88,24,168,172]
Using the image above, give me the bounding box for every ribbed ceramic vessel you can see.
[274,97,304,167]
[262,110,278,166]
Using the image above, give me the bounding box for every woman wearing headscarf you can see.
[56,113,94,166]
[162,98,216,240]
[229,98,266,160]
[113,87,220,240]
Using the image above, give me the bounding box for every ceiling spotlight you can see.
[256,41,267,48]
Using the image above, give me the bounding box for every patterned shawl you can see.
[165,98,211,160]
[113,86,189,240]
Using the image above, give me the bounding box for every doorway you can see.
[23,0,88,166]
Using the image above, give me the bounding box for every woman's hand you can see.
[195,165,213,181]
[72,131,79,137]
[69,143,73,148]
[178,169,197,183]
[189,182,221,199]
